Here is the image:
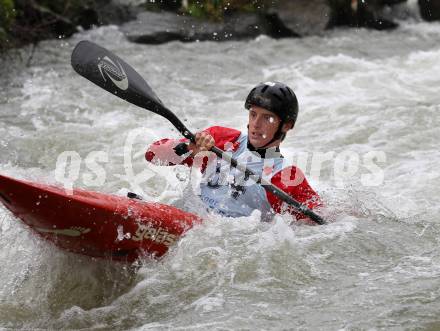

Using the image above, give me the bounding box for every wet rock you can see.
[223,12,268,40]
[120,0,408,45]
[267,0,332,36]
[328,0,355,27]
[329,0,399,30]
[62,0,138,30]
[356,0,400,30]
[94,0,138,26]
[418,0,440,21]
[121,11,266,44]
[380,0,421,21]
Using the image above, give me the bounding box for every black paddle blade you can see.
[71,40,195,141]
[71,40,166,115]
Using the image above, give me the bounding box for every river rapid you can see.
[0,20,439,330]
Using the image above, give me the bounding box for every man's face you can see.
[247,106,282,148]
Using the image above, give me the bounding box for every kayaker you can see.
[145,82,322,222]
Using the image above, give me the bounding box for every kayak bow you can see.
[0,174,201,262]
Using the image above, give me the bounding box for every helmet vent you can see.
[280,88,286,97]
[273,94,283,102]
[261,85,269,93]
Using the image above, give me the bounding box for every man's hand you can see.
[189,131,215,156]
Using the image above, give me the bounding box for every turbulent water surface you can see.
[0,20,440,330]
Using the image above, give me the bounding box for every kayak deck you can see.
[0,174,202,262]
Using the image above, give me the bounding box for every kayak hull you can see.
[0,174,202,262]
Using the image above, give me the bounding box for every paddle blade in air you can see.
[71,40,166,115]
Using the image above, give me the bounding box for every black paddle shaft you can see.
[71,40,326,225]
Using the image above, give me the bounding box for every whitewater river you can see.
[0,19,439,330]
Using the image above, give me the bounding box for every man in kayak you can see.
[145,82,322,222]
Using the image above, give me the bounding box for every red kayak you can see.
[0,174,202,262]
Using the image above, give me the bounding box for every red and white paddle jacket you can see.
[146,126,322,222]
